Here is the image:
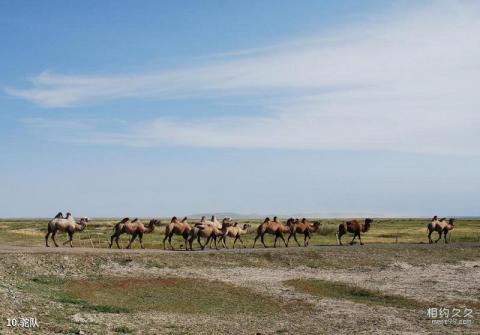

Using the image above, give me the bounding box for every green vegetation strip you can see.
[31,275,295,315]
[285,279,423,309]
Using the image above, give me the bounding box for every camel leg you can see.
[198,236,205,250]
[238,236,246,248]
[115,236,121,249]
[428,230,433,244]
[204,236,211,250]
[279,234,287,247]
[220,236,227,249]
[233,236,238,249]
[221,236,228,249]
[287,233,293,247]
[187,236,194,250]
[63,230,73,246]
[253,234,260,248]
[126,234,137,249]
[336,231,345,246]
[190,235,195,250]
[444,231,449,244]
[261,233,267,248]
[51,231,59,247]
[163,234,168,250]
[358,233,364,245]
[183,235,189,251]
[304,233,308,247]
[293,233,301,247]
[45,229,51,247]
[168,235,176,250]
[68,232,74,248]
[213,236,219,250]
[349,233,357,245]
[274,234,278,248]
[139,233,145,249]
[109,234,115,248]
[435,231,442,243]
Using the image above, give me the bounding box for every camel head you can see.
[286,218,295,226]
[243,223,251,230]
[76,217,89,231]
[448,218,455,226]
[364,218,373,231]
[149,219,162,227]
[222,217,232,224]
[221,220,232,229]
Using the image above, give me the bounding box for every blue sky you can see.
[1,0,479,218]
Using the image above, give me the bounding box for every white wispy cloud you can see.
[10,1,480,154]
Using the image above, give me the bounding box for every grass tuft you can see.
[285,279,423,309]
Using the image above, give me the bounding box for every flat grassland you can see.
[0,218,479,334]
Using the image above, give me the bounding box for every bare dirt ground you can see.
[0,243,479,335]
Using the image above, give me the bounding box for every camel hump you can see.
[120,217,130,223]
[131,218,138,223]
[182,217,188,222]
[264,217,270,223]
[432,215,438,221]
[54,212,63,219]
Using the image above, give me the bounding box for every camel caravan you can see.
[44,212,457,249]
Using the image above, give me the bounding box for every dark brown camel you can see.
[109,218,160,249]
[336,218,373,245]
[287,218,321,247]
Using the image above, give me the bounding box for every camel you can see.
[336,218,373,245]
[188,218,232,250]
[427,216,455,244]
[109,218,160,249]
[253,216,291,248]
[163,216,192,250]
[287,218,321,247]
[219,223,251,249]
[45,212,89,248]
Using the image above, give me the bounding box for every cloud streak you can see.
[11,1,480,154]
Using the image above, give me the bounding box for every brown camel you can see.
[336,218,373,245]
[427,216,455,244]
[163,216,191,250]
[188,218,231,250]
[287,218,321,247]
[45,212,89,248]
[253,216,290,248]
[219,223,251,249]
[109,218,160,249]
